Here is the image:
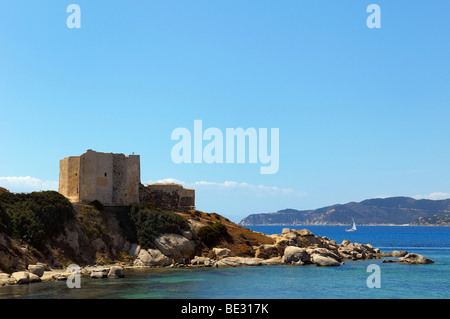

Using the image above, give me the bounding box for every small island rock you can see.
[397,253,434,264]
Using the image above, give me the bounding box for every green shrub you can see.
[0,191,74,247]
[77,205,107,239]
[113,206,138,243]
[0,202,13,232]
[128,205,189,249]
[198,222,229,248]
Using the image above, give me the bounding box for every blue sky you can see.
[0,1,449,222]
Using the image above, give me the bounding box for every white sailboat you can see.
[345,218,357,232]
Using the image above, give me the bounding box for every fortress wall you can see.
[125,155,140,205]
[95,152,114,204]
[58,156,80,202]
[139,183,195,211]
[178,187,195,208]
[112,154,126,204]
[79,150,98,203]
[59,150,190,208]
[147,183,183,193]
[63,150,141,206]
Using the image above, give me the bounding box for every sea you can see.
[0,226,449,299]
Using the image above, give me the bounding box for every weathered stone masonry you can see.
[59,150,195,211]
[139,183,195,212]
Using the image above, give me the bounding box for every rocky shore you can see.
[0,228,434,287]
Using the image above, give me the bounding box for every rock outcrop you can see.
[0,209,436,288]
[255,244,279,259]
[108,266,125,278]
[27,264,45,277]
[154,233,198,263]
[11,271,29,284]
[191,256,213,266]
[134,248,171,267]
[212,248,231,259]
[282,246,310,265]
[215,257,265,267]
[397,253,434,264]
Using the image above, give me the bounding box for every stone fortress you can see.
[59,149,195,211]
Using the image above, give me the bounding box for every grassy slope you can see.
[177,210,274,257]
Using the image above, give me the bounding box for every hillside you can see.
[239,197,450,226]
[0,190,274,273]
[1,190,437,287]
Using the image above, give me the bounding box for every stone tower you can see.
[58,149,140,205]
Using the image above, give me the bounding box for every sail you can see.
[345,218,357,232]
[351,218,357,230]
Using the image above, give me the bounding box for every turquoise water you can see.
[1,226,449,299]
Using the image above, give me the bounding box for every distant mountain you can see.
[239,197,450,226]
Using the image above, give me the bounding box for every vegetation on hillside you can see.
[0,191,74,247]
[240,197,450,226]
[180,209,274,256]
[197,222,229,248]
[413,214,450,226]
[0,189,277,266]
[121,204,190,249]
[76,205,108,239]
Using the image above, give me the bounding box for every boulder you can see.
[187,219,205,233]
[274,238,295,253]
[84,266,109,274]
[0,273,15,286]
[295,229,314,236]
[129,244,141,257]
[28,273,41,283]
[283,231,299,242]
[90,271,106,279]
[261,257,283,265]
[299,235,322,247]
[255,244,279,259]
[307,247,341,262]
[41,272,56,282]
[134,249,150,266]
[147,248,171,266]
[108,266,125,278]
[52,273,70,281]
[0,273,10,279]
[182,230,193,240]
[191,256,213,266]
[215,257,264,267]
[134,248,171,267]
[182,229,198,240]
[340,239,351,246]
[391,251,408,257]
[212,247,231,259]
[397,253,434,264]
[338,242,377,260]
[282,246,310,264]
[11,272,29,284]
[28,264,45,277]
[154,234,197,263]
[312,255,341,267]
